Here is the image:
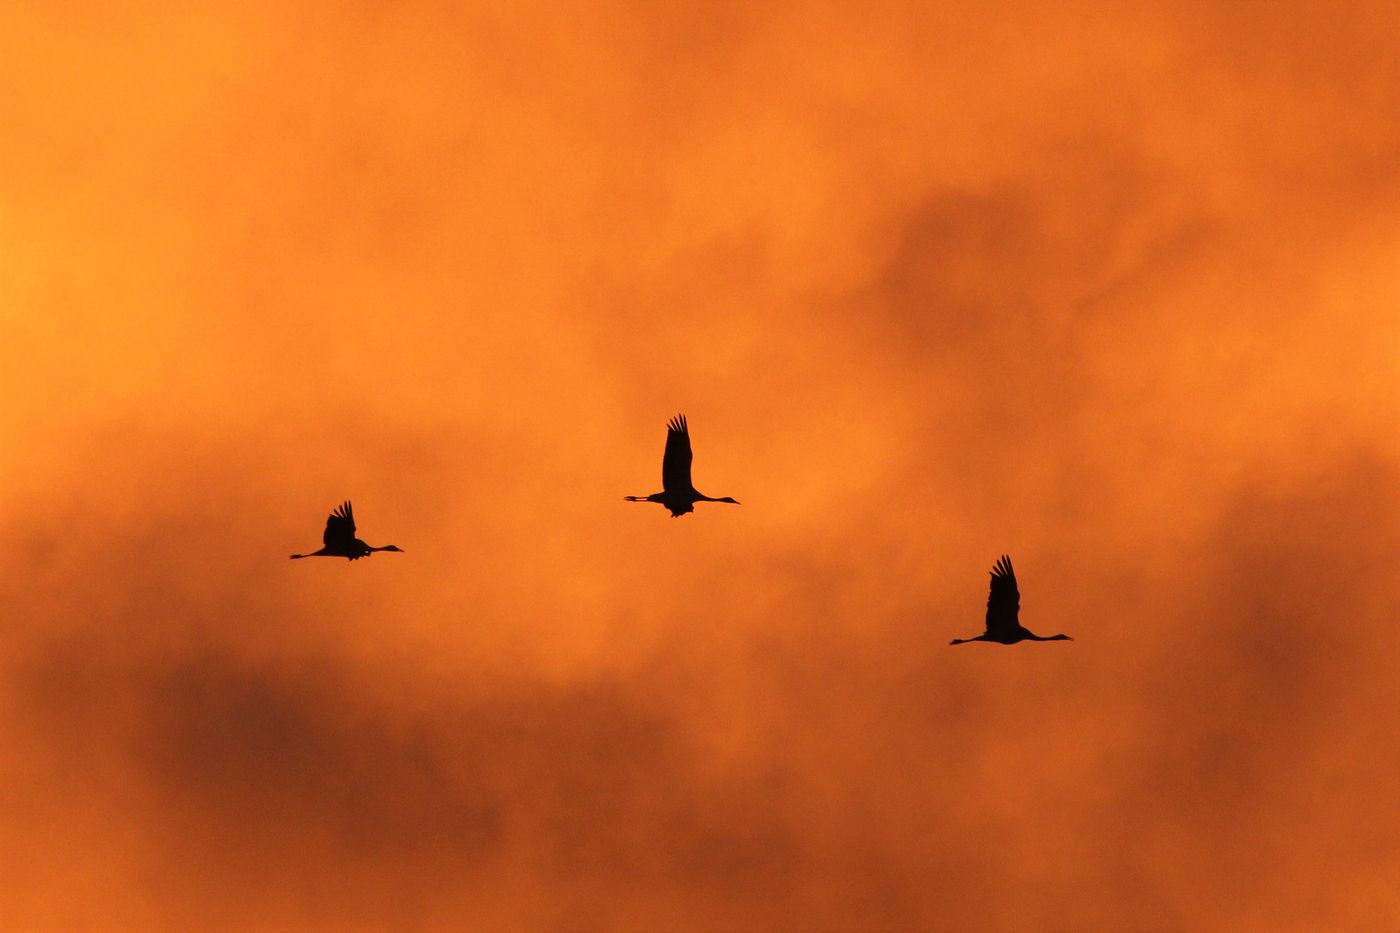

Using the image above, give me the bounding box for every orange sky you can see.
[3,1,1397,929]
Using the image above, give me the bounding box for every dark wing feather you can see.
[323,501,356,548]
[985,554,1020,637]
[661,414,693,494]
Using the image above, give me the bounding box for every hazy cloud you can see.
[3,0,1396,929]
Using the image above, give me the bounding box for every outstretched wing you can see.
[985,554,1020,637]
[323,501,356,548]
[661,414,693,494]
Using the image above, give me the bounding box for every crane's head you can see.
[380,545,404,552]
[716,497,740,504]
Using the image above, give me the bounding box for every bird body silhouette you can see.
[626,415,740,517]
[951,555,1071,645]
[291,501,403,560]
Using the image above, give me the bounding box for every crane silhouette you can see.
[290,501,403,561]
[950,555,1071,645]
[625,414,740,517]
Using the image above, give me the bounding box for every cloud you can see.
[2,0,1397,929]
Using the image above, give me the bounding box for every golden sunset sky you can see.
[3,1,1397,929]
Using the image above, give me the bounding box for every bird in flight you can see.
[626,414,740,517]
[950,555,1071,645]
[291,501,403,560]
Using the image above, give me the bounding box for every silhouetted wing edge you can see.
[661,415,693,493]
[984,554,1021,637]
[323,500,357,547]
